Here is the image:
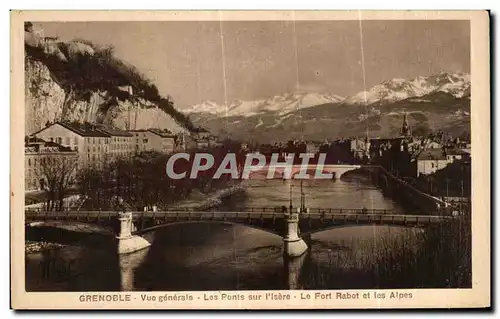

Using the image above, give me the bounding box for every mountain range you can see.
[186,72,471,143]
[183,92,345,117]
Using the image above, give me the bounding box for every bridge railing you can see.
[25,210,119,219]
[135,211,282,219]
[161,206,290,213]
[25,203,457,222]
[304,208,395,215]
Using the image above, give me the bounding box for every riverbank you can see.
[174,182,246,210]
[25,241,66,254]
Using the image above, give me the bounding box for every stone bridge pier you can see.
[283,211,308,257]
[116,212,151,255]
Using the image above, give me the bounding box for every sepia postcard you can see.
[10,10,490,309]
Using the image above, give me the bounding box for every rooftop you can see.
[416,149,447,161]
[32,121,111,137]
[94,124,133,137]
[148,128,175,138]
[446,148,468,156]
[25,138,77,154]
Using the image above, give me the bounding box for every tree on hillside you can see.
[26,37,195,130]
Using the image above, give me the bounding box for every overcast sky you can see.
[37,20,470,108]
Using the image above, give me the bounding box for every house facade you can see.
[31,122,111,168]
[416,152,450,176]
[94,124,134,159]
[416,148,467,177]
[148,129,176,153]
[129,129,176,154]
[25,137,78,191]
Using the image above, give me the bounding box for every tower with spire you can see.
[400,112,412,138]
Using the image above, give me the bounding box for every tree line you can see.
[38,141,246,211]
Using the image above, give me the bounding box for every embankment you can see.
[357,166,448,213]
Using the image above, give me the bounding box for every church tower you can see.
[400,112,412,138]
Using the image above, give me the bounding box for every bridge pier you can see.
[117,212,151,255]
[283,212,308,257]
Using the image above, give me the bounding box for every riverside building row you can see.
[29,121,182,168]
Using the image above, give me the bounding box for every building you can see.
[31,121,111,168]
[415,148,467,177]
[25,137,78,191]
[350,137,370,160]
[400,112,412,138]
[305,141,320,155]
[148,129,176,153]
[174,132,197,151]
[192,127,211,140]
[94,124,134,159]
[445,148,469,162]
[129,128,177,154]
[416,149,449,176]
[422,139,442,149]
[129,130,152,153]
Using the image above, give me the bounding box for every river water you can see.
[26,174,425,291]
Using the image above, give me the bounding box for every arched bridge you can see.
[249,164,361,180]
[25,206,454,256]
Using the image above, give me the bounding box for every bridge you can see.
[249,164,361,180]
[25,206,454,257]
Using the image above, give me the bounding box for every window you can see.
[65,137,70,145]
[28,159,31,166]
[74,137,78,144]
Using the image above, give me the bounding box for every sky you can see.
[36,20,470,108]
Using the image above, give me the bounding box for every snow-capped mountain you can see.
[187,72,470,142]
[184,92,345,117]
[343,72,470,105]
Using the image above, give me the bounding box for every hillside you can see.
[24,22,194,135]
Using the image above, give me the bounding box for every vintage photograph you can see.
[12,10,490,309]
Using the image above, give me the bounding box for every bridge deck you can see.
[25,209,453,223]
[24,206,411,215]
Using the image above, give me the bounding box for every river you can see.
[25,173,426,291]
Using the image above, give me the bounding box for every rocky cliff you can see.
[24,23,193,135]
